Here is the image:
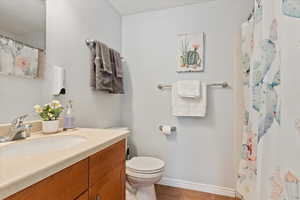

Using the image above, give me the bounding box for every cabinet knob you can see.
[96,195,101,200]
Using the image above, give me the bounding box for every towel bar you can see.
[157,82,229,90]
[85,39,124,59]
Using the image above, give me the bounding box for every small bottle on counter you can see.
[64,100,75,129]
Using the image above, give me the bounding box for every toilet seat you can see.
[126,157,165,175]
[126,170,164,179]
[127,167,164,174]
[126,156,165,200]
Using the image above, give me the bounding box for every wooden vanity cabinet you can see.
[5,139,126,200]
[76,191,89,200]
[89,163,125,200]
[5,159,89,200]
[89,140,126,200]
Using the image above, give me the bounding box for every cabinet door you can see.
[6,159,89,200]
[89,163,125,200]
[76,191,88,200]
[89,140,126,187]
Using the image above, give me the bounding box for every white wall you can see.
[45,0,122,128]
[121,0,252,188]
[0,76,43,124]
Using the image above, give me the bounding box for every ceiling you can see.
[109,0,205,15]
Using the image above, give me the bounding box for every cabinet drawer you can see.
[89,140,126,186]
[89,163,125,200]
[6,159,89,200]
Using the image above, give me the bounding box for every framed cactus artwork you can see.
[282,0,300,18]
[177,32,205,72]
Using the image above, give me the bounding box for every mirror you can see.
[0,0,46,50]
[0,0,46,124]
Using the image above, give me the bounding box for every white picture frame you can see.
[177,32,205,73]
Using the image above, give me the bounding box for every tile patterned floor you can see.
[155,185,235,200]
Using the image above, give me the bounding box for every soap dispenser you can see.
[64,100,75,129]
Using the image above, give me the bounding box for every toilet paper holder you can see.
[159,125,176,132]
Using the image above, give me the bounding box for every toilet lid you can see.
[126,157,165,174]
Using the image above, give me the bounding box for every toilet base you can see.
[136,185,157,200]
[126,184,157,200]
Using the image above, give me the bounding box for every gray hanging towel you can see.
[113,50,123,78]
[91,42,113,92]
[89,44,96,88]
[99,42,112,74]
[109,48,124,94]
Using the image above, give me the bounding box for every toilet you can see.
[126,156,165,200]
[106,127,165,200]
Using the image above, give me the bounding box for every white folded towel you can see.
[177,80,201,98]
[172,82,207,117]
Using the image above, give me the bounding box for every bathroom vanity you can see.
[0,128,129,200]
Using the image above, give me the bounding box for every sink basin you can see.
[0,135,87,158]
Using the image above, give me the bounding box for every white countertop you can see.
[0,128,129,199]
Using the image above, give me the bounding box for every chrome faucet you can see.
[0,115,32,143]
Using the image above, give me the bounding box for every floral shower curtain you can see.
[237,0,300,200]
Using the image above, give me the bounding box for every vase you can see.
[42,120,60,134]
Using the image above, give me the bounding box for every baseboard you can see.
[158,177,236,198]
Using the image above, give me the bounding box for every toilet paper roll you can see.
[160,125,172,135]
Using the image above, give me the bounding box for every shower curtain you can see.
[237,0,300,200]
